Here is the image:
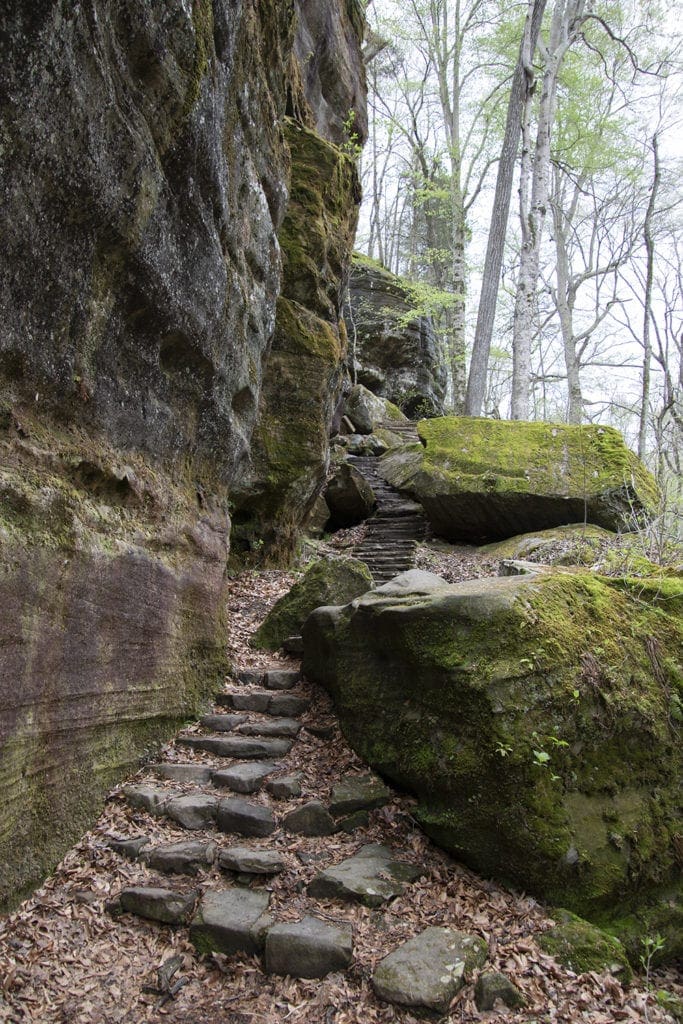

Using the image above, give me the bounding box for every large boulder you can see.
[343,384,407,435]
[303,569,682,957]
[252,556,373,650]
[344,257,447,417]
[379,417,659,543]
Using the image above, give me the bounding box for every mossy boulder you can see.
[252,557,373,650]
[379,417,660,543]
[538,909,632,981]
[343,384,407,434]
[302,568,682,955]
[482,524,616,564]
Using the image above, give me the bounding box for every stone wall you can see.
[0,0,366,907]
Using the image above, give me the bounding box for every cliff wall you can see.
[0,0,365,907]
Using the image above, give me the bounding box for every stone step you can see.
[145,841,216,876]
[211,761,279,794]
[216,690,309,717]
[308,844,422,908]
[265,917,353,979]
[178,734,294,759]
[216,797,277,838]
[200,713,249,732]
[237,717,301,738]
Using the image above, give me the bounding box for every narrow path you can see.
[0,572,678,1024]
[348,422,427,583]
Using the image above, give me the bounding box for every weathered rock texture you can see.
[252,556,373,650]
[0,0,366,907]
[303,569,682,949]
[231,117,362,556]
[379,417,659,543]
[344,257,447,418]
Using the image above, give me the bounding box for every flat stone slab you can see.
[153,764,214,784]
[211,761,278,794]
[263,669,300,690]
[238,718,301,738]
[372,927,488,1014]
[123,784,176,816]
[308,844,422,907]
[268,693,309,716]
[190,888,272,956]
[329,774,391,818]
[218,846,286,875]
[284,800,335,837]
[107,835,150,860]
[217,797,277,837]
[236,669,263,686]
[145,841,216,876]
[267,772,303,799]
[217,690,272,712]
[177,735,293,759]
[265,916,353,979]
[165,794,218,830]
[217,690,310,717]
[119,886,197,925]
[200,713,249,732]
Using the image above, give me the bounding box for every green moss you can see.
[538,909,633,982]
[417,417,659,512]
[252,556,373,650]
[303,568,682,930]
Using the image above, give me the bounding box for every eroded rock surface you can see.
[303,569,683,946]
[345,257,447,418]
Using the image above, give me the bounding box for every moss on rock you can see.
[0,407,230,911]
[252,556,373,650]
[538,909,633,981]
[232,120,361,561]
[379,417,660,543]
[302,567,682,952]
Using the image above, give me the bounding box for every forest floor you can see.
[0,540,681,1024]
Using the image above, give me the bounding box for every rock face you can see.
[345,257,447,418]
[379,417,660,543]
[232,103,364,556]
[252,556,373,650]
[0,1,366,908]
[303,569,682,943]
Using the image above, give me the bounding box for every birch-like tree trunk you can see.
[465,0,547,416]
[638,134,660,460]
[511,0,585,420]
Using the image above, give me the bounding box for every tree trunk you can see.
[638,134,660,460]
[465,0,547,417]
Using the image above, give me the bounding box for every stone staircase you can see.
[104,661,493,1014]
[348,430,427,583]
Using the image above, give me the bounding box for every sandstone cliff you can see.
[0,0,365,908]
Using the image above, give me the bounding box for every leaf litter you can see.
[0,564,680,1024]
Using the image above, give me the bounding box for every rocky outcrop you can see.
[343,384,407,434]
[231,117,362,556]
[379,417,659,543]
[345,257,447,418]
[0,412,230,909]
[0,0,366,906]
[252,557,373,650]
[303,568,683,952]
[292,0,368,147]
